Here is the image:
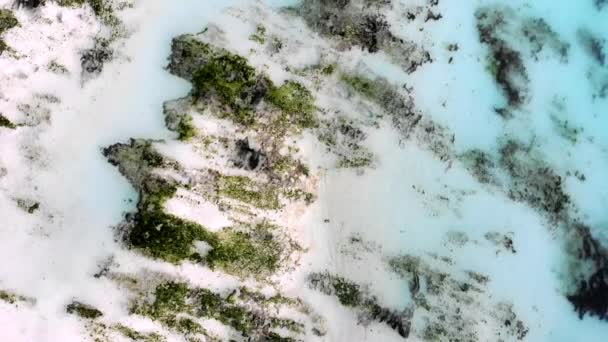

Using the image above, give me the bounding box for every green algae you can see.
[0,290,28,305]
[105,141,288,275]
[129,176,283,276]
[133,283,300,339]
[142,282,189,319]
[266,81,317,129]
[340,73,382,100]
[270,155,310,178]
[66,301,103,319]
[332,277,362,307]
[131,283,208,337]
[206,224,282,276]
[114,324,165,342]
[129,199,217,264]
[0,9,17,56]
[337,155,373,169]
[308,271,411,337]
[48,60,70,74]
[61,0,109,17]
[249,25,267,44]
[0,9,18,34]
[194,289,256,335]
[167,316,204,335]
[176,115,197,141]
[0,39,8,55]
[266,332,296,342]
[0,114,16,129]
[321,64,336,75]
[193,288,301,337]
[308,272,363,307]
[192,53,258,126]
[171,36,319,132]
[218,175,281,210]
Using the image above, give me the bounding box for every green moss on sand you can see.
[176,115,197,141]
[266,81,317,129]
[66,301,103,319]
[133,283,300,339]
[340,74,381,99]
[0,290,27,304]
[60,0,108,17]
[249,25,266,44]
[0,114,16,129]
[135,282,190,319]
[0,9,18,34]
[217,175,281,210]
[0,9,17,56]
[192,53,258,126]
[129,176,283,276]
[114,324,165,342]
[206,223,282,276]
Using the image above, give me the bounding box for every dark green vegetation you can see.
[169,35,318,130]
[66,301,103,319]
[340,72,415,119]
[341,74,381,99]
[331,277,362,307]
[296,0,431,72]
[0,9,18,55]
[103,141,286,277]
[249,25,266,44]
[130,178,283,276]
[0,9,17,33]
[307,272,412,338]
[128,179,283,276]
[114,324,164,342]
[217,175,281,210]
[131,282,301,340]
[308,272,362,307]
[0,114,16,129]
[192,53,260,125]
[266,81,318,129]
[207,223,283,276]
[176,114,196,141]
[60,0,109,17]
[0,290,27,305]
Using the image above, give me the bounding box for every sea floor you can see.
[0,0,606,341]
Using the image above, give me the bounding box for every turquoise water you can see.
[0,0,605,340]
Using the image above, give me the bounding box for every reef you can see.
[389,254,529,341]
[95,28,330,339]
[130,282,307,341]
[66,301,103,319]
[476,7,529,108]
[566,224,608,320]
[0,114,16,129]
[0,8,18,55]
[308,272,413,338]
[296,0,431,73]
[340,72,453,161]
[81,37,114,78]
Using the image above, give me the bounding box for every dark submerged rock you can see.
[16,0,43,8]
[578,29,606,66]
[476,7,529,107]
[308,272,412,338]
[567,224,608,320]
[234,139,266,171]
[297,0,431,72]
[81,38,113,78]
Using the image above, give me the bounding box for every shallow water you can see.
[0,0,606,340]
